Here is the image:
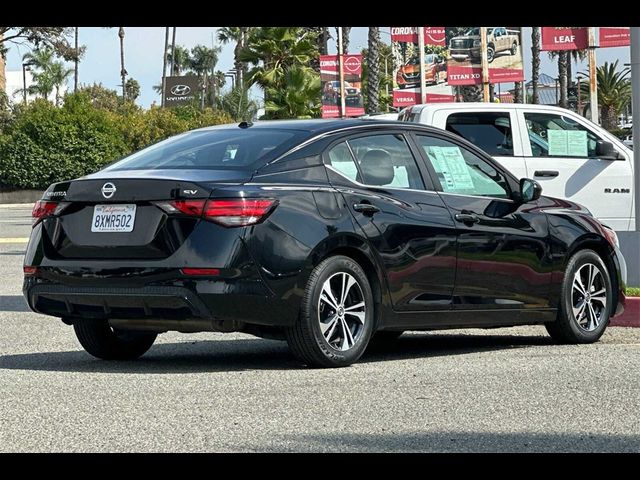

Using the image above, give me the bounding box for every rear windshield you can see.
[104,128,299,171]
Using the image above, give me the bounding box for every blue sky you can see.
[4,27,630,108]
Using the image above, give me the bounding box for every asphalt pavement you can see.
[1,204,640,452]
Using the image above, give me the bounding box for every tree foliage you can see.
[580,60,631,130]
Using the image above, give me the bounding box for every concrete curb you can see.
[611,297,640,327]
[0,190,43,204]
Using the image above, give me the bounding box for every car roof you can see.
[193,118,441,136]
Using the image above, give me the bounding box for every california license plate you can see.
[91,204,136,233]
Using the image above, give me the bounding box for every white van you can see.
[399,103,635,231]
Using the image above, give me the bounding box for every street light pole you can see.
[588,26,599,124]
[337,27,346,118]
[418,27,426,104]
[480,27,490,102]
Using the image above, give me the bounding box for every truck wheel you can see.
[487,45,495,63]
[545,249,612,344]
[286,255,374,368]
[73,319,157,360]
[511,42,518,55]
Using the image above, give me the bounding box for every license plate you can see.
[91,204,136,233]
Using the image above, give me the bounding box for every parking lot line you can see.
[0,237,29,243]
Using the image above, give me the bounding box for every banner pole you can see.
[337,27,346,118]
[631,27,640,232]
[480,27,490,102]
[418,27,426,104]
[588,26,599,124]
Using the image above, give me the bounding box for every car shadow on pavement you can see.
[0,295,30,312]
[0,332,553,374]
[276,430,640,452]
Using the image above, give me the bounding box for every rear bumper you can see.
[25,284,212,320]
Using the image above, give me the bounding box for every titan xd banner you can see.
[391,27,454,108]
[541,27,588,51]
[599,27,630,48]
[320,54,365,118]
[446,27,525,86]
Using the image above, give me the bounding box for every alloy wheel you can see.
[318,272,366,351]
[571,263,608,332]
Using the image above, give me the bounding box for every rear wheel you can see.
[286,255,374,368]
[487,45,495,63]
[73,319,157,360]
[545,249,612,344]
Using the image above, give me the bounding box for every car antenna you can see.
[238,121,253,129]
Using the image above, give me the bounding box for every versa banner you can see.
[320,54,364,118]
[391,26,453,108]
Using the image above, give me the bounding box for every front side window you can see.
[524,112,600,158]
[416,135,510,198]
[348,134,425,190]
[445,112,514,157]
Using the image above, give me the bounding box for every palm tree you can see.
[216,84,259,121]
[49,61,73,106]
[264,65,320,119]
[335,27,351,53]
[189,45,220,77]
[531,27,540,104]
[579,60,631,130]
[21,48,57,100]
[118,27,127,100]
[217,27,252,88]
[366,27,380,113]
[558,51,568,108]
[240,27,318,92]
[167,45,191,75]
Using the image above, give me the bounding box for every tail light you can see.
[204,199,276,227]
[156,198,276,228]
[32,201,68,226]
[23,266,39,277]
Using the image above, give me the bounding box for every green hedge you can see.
[0,93,233,190]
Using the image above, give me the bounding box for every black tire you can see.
[285,255,375,368]
[487,45,495,63]
[545,249,613,344]
[511,42,518,55]
[73,319,157,360]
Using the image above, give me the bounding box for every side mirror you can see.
[518,178,542,203]
[596,140,621,160]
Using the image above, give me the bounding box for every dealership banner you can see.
[163,76,200,107]
[599,27,630,48]
[541,27,588,51]
[446,27,524,86]
[320,54,364,118]
[391,26,450,108]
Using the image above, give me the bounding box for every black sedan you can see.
[23,119,627,367]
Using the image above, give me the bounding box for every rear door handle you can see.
[353,203,380,215]
[534,170,559,178]
[455,213,479,224]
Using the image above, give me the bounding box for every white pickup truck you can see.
[399,103,635,231]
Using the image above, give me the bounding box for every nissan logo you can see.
[101,182,116,199]
[170,84,191,96]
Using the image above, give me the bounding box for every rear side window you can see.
[105,129,299,171]
[327,142,359,182]
[445,112,514,157]
[348,134,424,190]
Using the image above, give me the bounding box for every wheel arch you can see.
[565,235,619,311]
[304,233,389,331]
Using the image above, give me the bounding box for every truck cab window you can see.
[445,112,514,157]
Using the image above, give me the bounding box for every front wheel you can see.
[545,249,612,344]
[487,46,495,63]
[73,319,157,360]
[286,255,374,368]
[511,42,518,55]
